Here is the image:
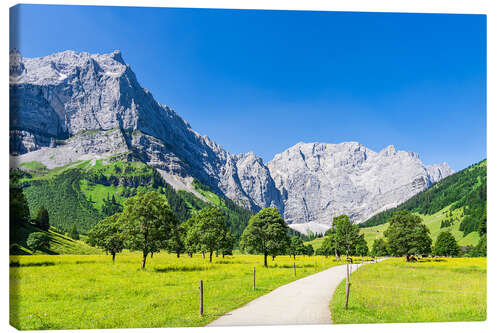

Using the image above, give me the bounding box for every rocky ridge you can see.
[10,50,454,233]
[266,142,453,233]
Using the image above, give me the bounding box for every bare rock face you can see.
[9,50,279,212]
[267,142,454,233]
[233,152,283,212]
[10,50,453,233]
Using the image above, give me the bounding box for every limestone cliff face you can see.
[10,50,453,232]
[266,142,454,233]
[9,49,279,211]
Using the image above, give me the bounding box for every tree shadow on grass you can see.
[214,260,245,265]
[10,261,56,267]
[415,258,446,263]
[75,260,97,265]
[154,266,213,273]
[271,263,316,269]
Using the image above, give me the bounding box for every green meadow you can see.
[330,257,486,324]
[10,252,343,330]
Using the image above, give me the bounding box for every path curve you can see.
[207,259,381,326]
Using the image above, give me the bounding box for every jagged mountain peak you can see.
[10,49,455,235]
[110,49,125,64]
[9,49,130,86]
[10,50,282,215]
[380,144,396,155]
[267,140,454,234]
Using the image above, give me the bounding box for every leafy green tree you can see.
[34,206,50,231]
[305,244,314,256]
[182,218,198,257]
[87,214,125,262]
[371,238,389,257]
[69,224,80,240]
[322,216,347,260]
[332,215,362,258]
[240,208,290,267]
[166,223,186,258]
[316,236,335,257]
[220,230,235,258]
[384,210,433,260]
[355,235,369,256]
[185,208,228,262]
[120,191,178,269]
[27,232,50,253]
[289,236,306,260]
[433,231,460,257]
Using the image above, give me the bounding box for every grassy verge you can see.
[10,253,343,330]
[330,257,486,324]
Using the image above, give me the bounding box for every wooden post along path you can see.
[200,280,204,316]
[253,267,256,290]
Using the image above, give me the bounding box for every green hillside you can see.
[360,206,480,249]
[307,159,486,250]
[307,206,481,251]
[360,159,486,233]
[10,223,101,255]
[13,154,253,246]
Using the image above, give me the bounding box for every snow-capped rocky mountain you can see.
[9,49,454,233]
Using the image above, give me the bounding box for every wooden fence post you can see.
[302,262,304,273]
[345,261,350,310]
[253,267,256,291]
[294,262,296,276]
[200,280,203,316]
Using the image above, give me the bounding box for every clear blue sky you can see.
[10,5,486,171]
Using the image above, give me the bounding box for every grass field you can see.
[330,257,486,323]
[10,252,346,330]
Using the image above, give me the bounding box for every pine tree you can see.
[34,206,50,231]
[69,224,80,240]
[434,231,460,257]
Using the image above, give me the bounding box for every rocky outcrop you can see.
[9,49,280,212]
[266,142,454,233]
[10,50,454,233]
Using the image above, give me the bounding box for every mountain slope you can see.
[10,223,101,255]
[359,206,481,250]
[10,49,453,234]
[360,159,486,229]
[9,49,283,213]
[306,160,486,250]
[16,156,252,241]
[267,142,453,233]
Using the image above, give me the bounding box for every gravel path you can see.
[207,259,380,326]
